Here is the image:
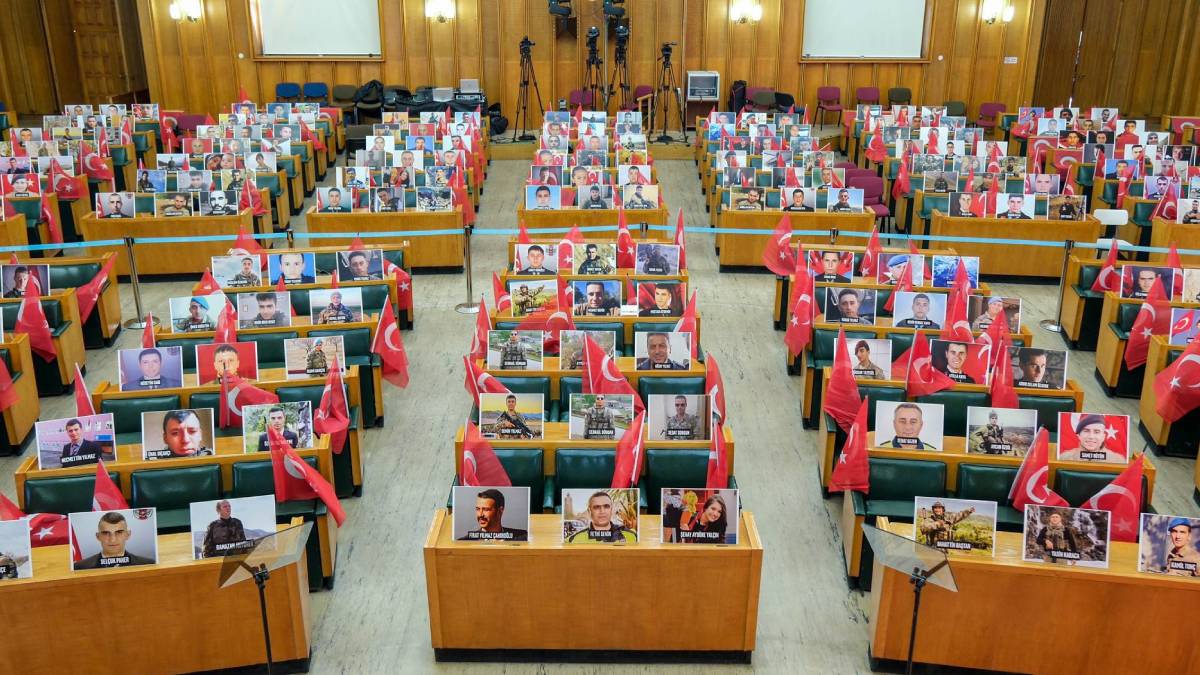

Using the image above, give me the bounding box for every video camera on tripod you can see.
[519,36,535,57]
[660,41,678,62]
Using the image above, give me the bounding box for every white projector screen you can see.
[255,0,383,57]
[802,0,927,59]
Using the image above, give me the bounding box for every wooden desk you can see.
[0,334,40,452]
[1137,336,1187,451]
[10,251,122,345]
[78,209,256,277]
[929,211,1102,279]
[424,510,762,658]
[481,356,707,399]
[1149,217,1200,266]
[1058,255,1106,347]
[716,210,874,268]
[1094,291,1200,391]
[867,519,1200,675]
[0,522,311,675]
[489,311,698,344]
[0,213,29,248]
[454,422,736,476]
[305,208,464,269]
[517,206,669,231]
[0,288,87,389]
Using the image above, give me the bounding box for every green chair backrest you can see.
[239,331,299,366]
[231,457,317,497]
[25,473,121,514]
[859,384,907,428]
[358,285,390,314]
[492,448,546,507]
[885,331,914,355]
[554,448,616,495]
[130,465,222,510]
[1053,469,1150,510]
[1016,396,1076,435]
[637,376,705,402]
[495,376,553,416]
[1076,265,1100,290]
[277,384,349,408]
[48,262,102,290]
[955,464,1018,505]
[868,458,947,501]
[915,390,989,437]
[580,323,626,353]
[645,448,711,513]
[1116,302,1141,331]
[559,376,583,413]
[920,194,949,220]
[157,337,208,371]
[814,328,875,363]
[101,395,182,435]
[1,299,63,331]
[309,327,371,358]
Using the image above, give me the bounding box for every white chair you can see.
[1094,208,1129,240]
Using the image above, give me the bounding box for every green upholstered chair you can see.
[186,392,240,438]
[494,376,556,420]
[915,390,989,441]
[1069,264,1106,350]
[955,464,1022,529]
[644,448,737,514]
[48,261,108,348]
[851,458,947,589]
[637,376,705,403]
[1053,469,1152,511]
[1,299,72,394]
[885,332,914,356]
[558,376,583,422]
[24,472,121,515]
[548,448,646,511]
[1015,395,1076,440]
[157,337,209,372]
[447,448,550,512]
[240,331,298,369]
[1107,303,1146,397]
[826,383,908,461]
[230,458,328,590]
[130,465,222,531]
[276,384,359,498]
[309,326,379,426]
[100,395,182,444]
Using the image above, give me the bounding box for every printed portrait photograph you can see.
[622,184,659,210]
[1,263,50,298]
[70,508,158,571]
[558,330,618,371]
[189,495,276,559]
[1022,505,1109,569]
[574,242,617,275]
[823,287,877,325]
[478,392,544,440]
[452,486,531,543]
[242,401,314,454]
[568,393,635,441]
[169,292,227,333]
[1168,307,1200,345]
[0,519,32,579]
[825,188,864,214]
[1120,265,1176,300]
[634,243,680,275]
[96,191,135,218]
[967,296,1021,332]
[141,408,216,460]
[154,192,194,217]
[661,489,739,545]
[416,186,453,212]
[892,291,947,330]
[561,488,639,544]
[913,496,997,557]
[525,184,561,211]
[1007,346,1068,390]
[808,250,854,283]
[199,190,239,216]
[486,330,544,371]
[876,253,924,286]
[635,280,685,318]
[34,413,116,470]
[1056,413,1129,464]
[283,336,347,379]
[195,341,258,385]
[211,254,263,289]
[310,287,364,325]
[840,338,893,381]
[117,346,185,392]
[336,249,384,281]
[506,278,557,316]
[872,401,945,451]
[267,252,317,286]
[513,243,558,275]
[1138,514,1200,577]
[237,291,292,329]
[931,339,991,385]
[965,406,1036,456]
[931,255,980,288]
[634,331,691,371]
[570,279,622,317]
[646,394,707,441]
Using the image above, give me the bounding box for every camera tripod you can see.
[513,37,544,142]
[607,32,631,112]
[652,43,686,143]
[581,31,604,111]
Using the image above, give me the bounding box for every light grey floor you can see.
[6,145,1197,674]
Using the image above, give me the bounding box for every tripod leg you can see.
[255,573,274,675]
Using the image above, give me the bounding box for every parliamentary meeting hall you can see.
[2,0,1200,672]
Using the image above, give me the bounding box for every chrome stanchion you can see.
[454,224,479,314]
[286,228,295,249]
[640,220,649,239]
[829,227,839,246]
[1039,239,1074,333]
[120,236,158,330]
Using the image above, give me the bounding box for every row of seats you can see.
[850,457,1152,589]
[447,446,737,515]
[23,458,330,589]
[473,375,705,423]
[0,298,74,395]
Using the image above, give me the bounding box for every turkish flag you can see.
[269,426,345,526]
[673,290,699,359]
[892,155,912,202]
[79,140,114,181]
[1152,336,1200,422]
[463,354,511,407]
[582,335,644,415]
[859,224,882,278]
[218,373,279,429]
[314,360,350,455]
[706,420,729,489]
[240,181,270,216]
[26,511,71,547]
[298,118,326,152]
[92,460,129,511]
[616,208,636,269]
[989,339,1019,408]
[1124,277,1171,370]
[1081,454,1144,542]
[194,268,222,295]
[829,398,870,493]
[517,220,531,244]
[610,411,647,489]
[231,224,264,258]
[975,304,1012,364]
[558,224,585,272]
[451,165,475,225]
[39,193,64,245]
[1166,242,1184,298]
[865,128,888,164]
[673,208,688,269]
[706,354,727,425]
[0,357,17,412]
[141,312,155,348]
[15,277,56,362]
[903,331,955,396]
[48,158,81,199]
[372,301,410,388]
[492,272,511,313]
[784,262,815,356]
[1090,238,1121,293]
[1059,412,1129,463]
[1009,428,1069,511]
[74,363,94,416]
[461,421,512,487]
[884,261,914,312]
[378,258,412,311]
[469,299,491,360]
[213,301,237,344]
[75,254,116,323]
[823,328,862,432]
[762,215,797,276]
[940,287,973,342]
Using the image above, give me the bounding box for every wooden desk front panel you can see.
[929,212,1102,278]
[306,210,463,269]
[516,206,669,230]
[424,510,762,652]
[79,211,255,276]
[0,530,310,674]
[717,211,874,267]
[869,524,1200,675]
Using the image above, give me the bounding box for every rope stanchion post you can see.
[454,224,479,314]
[640,220,649,239]
[1039,239,1075,333]
[829,227,839,246]
[120,236,158,330]
[286,228,295,249]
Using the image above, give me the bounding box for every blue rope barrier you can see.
[0,239,124,252]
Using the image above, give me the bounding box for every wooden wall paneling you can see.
[222,0,258,102]
[702,0,728,99]
[947,0,979,111]
[379,0,404,86]
[7,0,59,114]
[498,0,528,128]
[774,0,801,101]
[753,0,782,91]
[683,0,706,78]
[1162,0,1200,118]
[455,0,482,82]
[43,0,85,105]
[479,0,502,116]
[524,0,553,125]
[971,9,1005,109]
[921,0,953,105]
[1031,0,1081,108]
[115,0,148,93]
[629,0,658,98]
[180,13,216,114]
[203,0,237,105]
[403,0,432,88]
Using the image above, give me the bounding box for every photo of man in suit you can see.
[256,406,299,452]
[59,418,114,467]
[122,348,183,391]
[74,512,155,570]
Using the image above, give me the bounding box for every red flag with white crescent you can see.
[1081,454,1144,542]
[610,411,647,489]
[822,328,862,432]
[1091,238,1121,293]
[1152,334,1200,422]
[762,215,796,276]
[616,207,636,269]
[314,358,350,455]
[582,335,644,415]
[461,421,513,487]
[269,426,346,526]
[829,398,869,493]
[1125,278,1171,370]
[1008,428,1069,511]
[372,301,411,387]
[463,354,511,407]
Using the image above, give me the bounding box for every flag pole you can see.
[120,236,158,330]
[1039,239,1074,333]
